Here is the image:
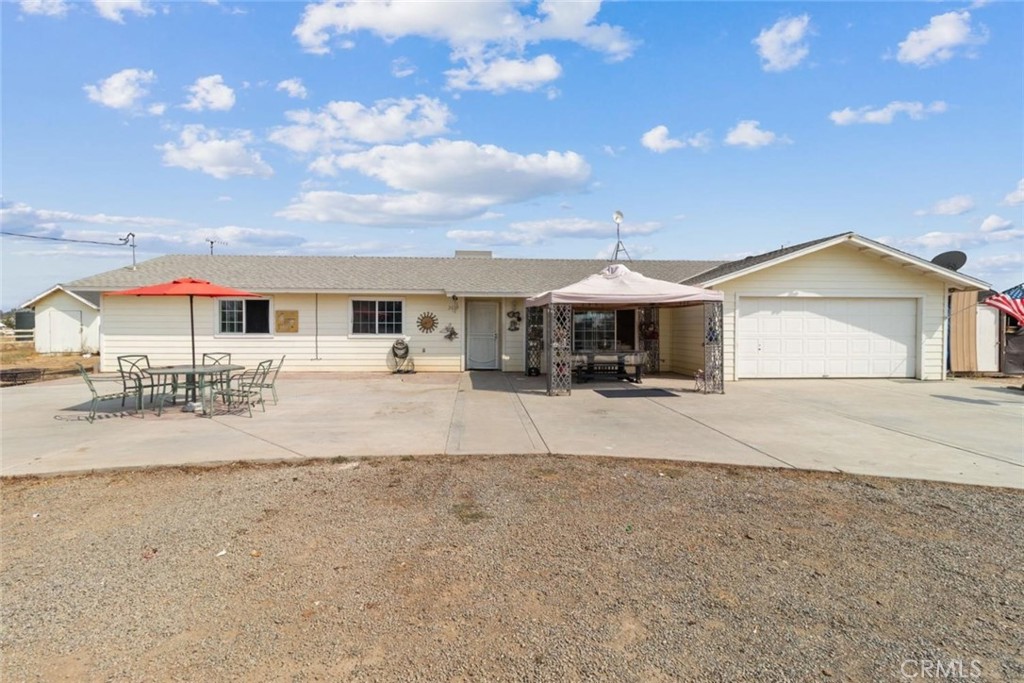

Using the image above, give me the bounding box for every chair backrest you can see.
[77,363,97,394]
[265,355,285,384]
[117,355,150,374]
[203,352,232,366]
[238,360,273,391]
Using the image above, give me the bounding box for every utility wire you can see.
[0,231,130,247]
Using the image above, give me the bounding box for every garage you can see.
[737,297,918,378]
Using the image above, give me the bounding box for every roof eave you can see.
[20,285,100,310]
[697,233,991,290]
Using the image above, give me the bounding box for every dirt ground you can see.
[0,342,97,384]
[1,456,1021,682]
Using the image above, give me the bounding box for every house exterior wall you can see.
[33,291,99,354]
[663,304,704,376]
[711,243,949,381]
[99,293,466,373]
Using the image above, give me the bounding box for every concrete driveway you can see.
[1,372,1021,488]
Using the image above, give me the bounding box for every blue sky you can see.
[2,0,1022,309]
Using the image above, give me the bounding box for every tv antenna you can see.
[206,238,227,255]
[611,210,631,262]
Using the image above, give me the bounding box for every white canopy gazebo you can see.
[524,264,725,395]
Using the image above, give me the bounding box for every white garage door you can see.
[738,298,917,378]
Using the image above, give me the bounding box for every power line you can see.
[0,231,130,247]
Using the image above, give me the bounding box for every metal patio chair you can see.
[214,359,272,418]
[202,352,233,393]
[117,354,176,407]
[78,363,143,423]
[256,355,285,405]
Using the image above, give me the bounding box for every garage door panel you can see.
[739,298,917,379]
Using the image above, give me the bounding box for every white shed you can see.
[19,285,101,354]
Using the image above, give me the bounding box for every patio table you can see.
[145,364,243,413]
[572,351,646,384]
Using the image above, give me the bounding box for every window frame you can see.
[349,298,405,337]
[215,297,273,336]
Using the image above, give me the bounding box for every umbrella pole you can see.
[189,295,197,402]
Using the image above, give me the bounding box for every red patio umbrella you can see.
[109,278,260,371]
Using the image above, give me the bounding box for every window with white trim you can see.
[218,299,270,334]
[352,300,403,335]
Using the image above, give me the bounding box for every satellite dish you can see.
[931,250,967,271]
[612,210,623,225]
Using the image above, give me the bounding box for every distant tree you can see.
[1,311,14,328]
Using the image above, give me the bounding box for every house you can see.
[18,285,101,354]
[61,232,987,381]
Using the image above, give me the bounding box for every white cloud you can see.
[276,78,308,99]
[159,125,273,180]
[641,125,682,153]
[753,15,811,72]
[879,227,1023,251]
[93,0,153,23]
[830,100,947,125]
[1004,179,1024,206]
[641,125,713,153]
[277,191,494,226]
[446,54,562,93]
[19,0,70,17]
[183,75,236,111]
[897,10,987,67]
[448,216,660,247]
[279,139,590,226]
[292,0,635,97]
[979,215,1012,233]
[391,57,416,78]
[147,102,167,116]
[293,0,636,60]
[323,139,589,199]
[914,194,975,216]
[269,96,452,156]
[0,201,181,232]
[724,120,788,148]
[83,68,155,110]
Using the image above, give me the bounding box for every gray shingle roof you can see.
[681,232,852,285]
[65,254,729,296]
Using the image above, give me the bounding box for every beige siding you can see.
[664,305,704,375]
[501,298,527,372]
[34,291,100,354]
[100,293,464,373]
[713,242,949,381]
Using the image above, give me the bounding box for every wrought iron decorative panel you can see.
[546,303,573,395]
[525,306,544,376]
[703,301,724,394]
[638,306,660,374]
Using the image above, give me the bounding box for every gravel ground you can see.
[2,455,1022,682]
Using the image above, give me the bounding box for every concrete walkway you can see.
[1,372,1021,488]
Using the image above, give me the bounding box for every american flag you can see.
[985,283,1024,326]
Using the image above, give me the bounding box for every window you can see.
[352,300,403,335]
[218,299,270,334]
[573,309,636,351]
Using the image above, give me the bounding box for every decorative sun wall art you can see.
[416,311,439,333]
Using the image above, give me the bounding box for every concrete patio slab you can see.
[1,371,1021,489]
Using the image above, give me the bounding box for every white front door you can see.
[467,301,499,369]
[738,297,917,378]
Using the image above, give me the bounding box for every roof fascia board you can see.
[699,234,989,289]
[20,285,100,310]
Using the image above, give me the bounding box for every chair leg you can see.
[271,386,278,404]
[89,396,98,423]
